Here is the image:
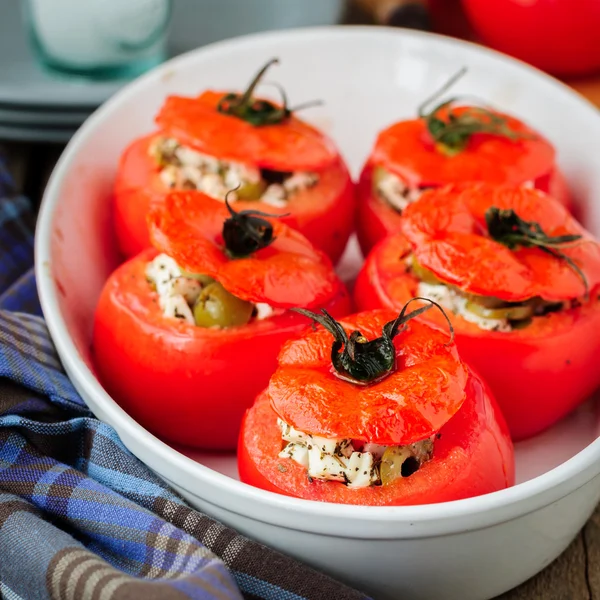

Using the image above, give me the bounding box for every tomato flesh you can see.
[238,372,514,506]
[92,248,351,450]
[354,235,600,440]
[113,133,355,263]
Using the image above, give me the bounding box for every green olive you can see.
[193,281,254,328]
[372,165,388,187]
[464,293,513,310]
[410,257,442,285]
[464,300,534,321]
[379,447,413,486]
[235,180,267,201]
[180,271,215,286]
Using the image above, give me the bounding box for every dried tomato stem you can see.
[418,67,468,119]
[240,58,280,107]
[486,207,589,297]
[222,193,289,258]
[294,298,453,385]
[216,59,321,127]
[418,67,525,154]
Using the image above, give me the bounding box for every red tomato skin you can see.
[113,133,164,259]
[461,0,600,77]
[238,371,514,506]
[113,133,355,264]
[354,251,600,441]
[356,163,575,258]
[92,248,351,450]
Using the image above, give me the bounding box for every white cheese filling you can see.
[277,420,434,489]
[278,419,379,488]
[145,254,200,324]
[254,302,275,320]
[376,169,535,213]
[376,170,426,212]
[417,281,512,332]
[145,253,274,324]
[152,137,319,207]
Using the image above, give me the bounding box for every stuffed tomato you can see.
[239,305,514,505]
[93,190,351,450]
[113,58,354,264]
[357,72,572,256]
[355,183,600,440]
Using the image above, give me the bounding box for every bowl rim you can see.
[35,24,600,534]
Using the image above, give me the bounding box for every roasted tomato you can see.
[113,59,355,264]
[239,307,514,505]
[356,72,572,256]
[93,190,351,450]
[354,183,600,440]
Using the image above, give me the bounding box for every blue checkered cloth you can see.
[0,154,370,600]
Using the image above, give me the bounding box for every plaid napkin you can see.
[0,155,370,600]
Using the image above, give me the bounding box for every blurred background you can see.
[0,0,599,202]
[1,0,600,144]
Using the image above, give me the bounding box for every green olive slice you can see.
[235,180,267,201]
[379,447,414,486]
[464,293,514,309]
[464,300,534,321]
[410,257,442,285]
[372,165,388,189]
[193,282,254,328]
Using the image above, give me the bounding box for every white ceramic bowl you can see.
[35,26,600,600]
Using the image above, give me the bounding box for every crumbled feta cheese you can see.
[160,165,179,188]
[284,172,319,193]
[175,145,219,172]
[261,184,287,207]
[225,161,261,189]
[146,253,202,323]
[277,419,435,488]
[360,443,388,459]
[163,295,195,325]
[145,254,184,297]
[376,170,425,212]
[152,137,319,205]
[344,452,377,488]
[180,165,204,189]
[197,172,231,199]
[254,303,275,320]
[170,277,203,305]
[418,281,512,332]
[278,419,378,488]
[281,442,309,469]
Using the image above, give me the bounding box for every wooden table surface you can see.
[2,5,600,599]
